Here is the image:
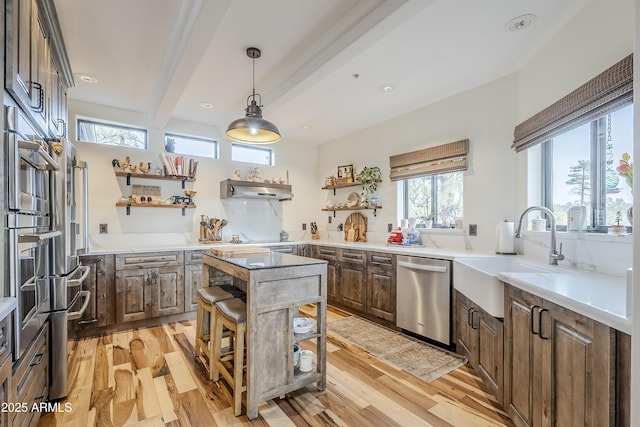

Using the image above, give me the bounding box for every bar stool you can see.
[195,286,235,377]
[212,298,247,416]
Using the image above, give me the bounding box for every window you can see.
[542,104,633,229]
[401,172,464,228]
[164,133,218,158]
[77,118,147,149]
[231,143,274,165]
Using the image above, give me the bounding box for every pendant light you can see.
[226,47,281,144]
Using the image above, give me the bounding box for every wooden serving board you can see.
[344,212,367,242]
[209,245,270,257]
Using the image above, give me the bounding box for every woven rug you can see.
[328,316,466,383]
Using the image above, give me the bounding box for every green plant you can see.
[356,166,381,203]
[615,210,622,226]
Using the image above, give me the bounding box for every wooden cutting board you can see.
[344,213,367,242]
[209,245,271,257]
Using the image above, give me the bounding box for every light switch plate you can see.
[99,223,108,234]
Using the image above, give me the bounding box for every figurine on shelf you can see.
[129,163,137,173]
[138,162,150,174]
[155,166,163,175]
[120,156,131,172]
[112,159,121,169]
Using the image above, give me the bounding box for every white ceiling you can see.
[53,0,588,145]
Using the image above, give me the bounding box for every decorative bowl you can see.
[293,317,314,334]
[346,192,360,207]
[184,190,197,197]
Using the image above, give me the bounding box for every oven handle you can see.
[18,230,61,243]
[67,265,91,288]
[67,291,91,321]
[18,139,60,171]
[398,260,448,273]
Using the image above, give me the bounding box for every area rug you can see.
[328,316,466,382]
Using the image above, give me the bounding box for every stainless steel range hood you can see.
[220,179,293,201]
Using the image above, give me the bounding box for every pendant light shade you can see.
[226,47,281,144]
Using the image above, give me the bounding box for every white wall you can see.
[316,0,634,275]
[68,100,319,245]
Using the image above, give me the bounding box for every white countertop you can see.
[498,270,630,334]
[0,297,17,322]
[86,239,630,333]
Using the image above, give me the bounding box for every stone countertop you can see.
[203,251,327,270]
[86,239,630,333]
[499,269,630,334]
[0,297,17,322]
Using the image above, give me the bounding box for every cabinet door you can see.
[153,266,184,317]
[184,263,202,312]
[5,0,33,112]
[540,299,614,427]
[455,291,476,364]
[116,268,151,322]
[339,261,366,312]
[366,268,395,321]
[314,247,339,302]
[504,285,542,427]
[31,5,48,128]
[476,311,504,405]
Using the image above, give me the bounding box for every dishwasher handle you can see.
[397,260,448,273]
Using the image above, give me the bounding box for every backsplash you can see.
[220,199,284,242]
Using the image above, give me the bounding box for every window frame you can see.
[541,110,632,232]
[400,171,464,228]
[164,132,218,159]
[231,143,275,166]
[76,117,148,149]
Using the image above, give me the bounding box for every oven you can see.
[8,214,59,359]
[5,106,58,215]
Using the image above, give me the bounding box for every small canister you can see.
[532,218,546,232]
[280,230,289,242]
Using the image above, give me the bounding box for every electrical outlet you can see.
[302,223,307,231]
[328,216,332,224]
[469,224,477,236]
[388,223,393,232]
[99,223,108,234]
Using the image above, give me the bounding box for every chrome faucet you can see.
[515,206,564,265]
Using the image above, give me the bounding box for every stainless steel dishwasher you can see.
[396,255,452,347]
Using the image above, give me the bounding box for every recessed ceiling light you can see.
[505,14,536,32]
[74,73,98,84]
[303,124,312,130]
[379,84,394,92]
[199,102,214,109]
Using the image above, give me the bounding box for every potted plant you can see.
[356,166,381,206]
[610,211,626,235]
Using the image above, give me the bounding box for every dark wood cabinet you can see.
[73,255,115,331]
[0,314,12,427]
[454,290,503,404]
[313,246,339,302]
[366,252,396,321]
[184,250,205,312]
[338,249,366,312]
[115,252,184,323]
[504,284,616,427]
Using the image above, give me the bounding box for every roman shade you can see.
[389,139,469,181]
[512,54,633,152]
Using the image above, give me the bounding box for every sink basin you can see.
[453,256,558,317]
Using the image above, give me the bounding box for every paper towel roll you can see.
[496,221,516,254]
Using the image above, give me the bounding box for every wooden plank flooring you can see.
[39,306,514,426]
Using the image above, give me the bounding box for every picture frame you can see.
[337,164,354,183]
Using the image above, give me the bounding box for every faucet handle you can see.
[555,243,565,261]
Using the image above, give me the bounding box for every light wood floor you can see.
[39,306,514,426]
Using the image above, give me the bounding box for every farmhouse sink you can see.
[453,256,558,317]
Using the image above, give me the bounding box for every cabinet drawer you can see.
[367,252,396,271]
[0,315,12,365]
[315,246,338,260]
[116,251,183,270]
[184,250,205,265]
[339,249,365,264]
[13,322,48,403]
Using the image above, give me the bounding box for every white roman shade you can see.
[512,54,633,152]
[389,139,469,181]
